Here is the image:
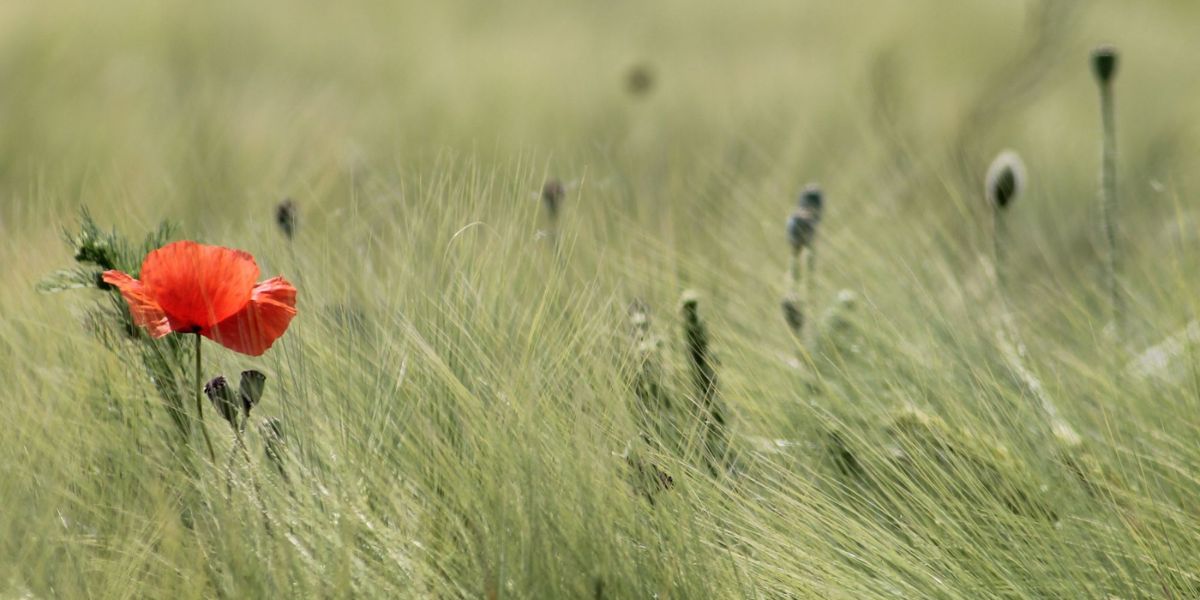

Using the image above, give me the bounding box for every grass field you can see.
[3,0,1200,597]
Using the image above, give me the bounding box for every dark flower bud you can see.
[985,151,1026,209]
[786,211,815,253]
[787,184,823,252]
[781,296,804,335]
[204,375,240,425]
[798,184,823,220]
[239,369,266,415]
[541,178,565,221]
[275,199,297,240]
[1091,45,1118,85]
[626,63,655,97]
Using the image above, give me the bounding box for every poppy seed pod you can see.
[204,375,240,425]
[787,184,823,252]
[786,211,817,253]
[276,199,297,240]
[985,151,1026,209]
[798,184,823,219]
[781,296,803,334]
[1091,45,1118,85]
[541,178,565,221]
[626,63,655,96]
[680,289,700,318]
[239,369,266,415]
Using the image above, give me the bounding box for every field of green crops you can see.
[3,1,1200,597]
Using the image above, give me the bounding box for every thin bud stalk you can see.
[1091,45,1121,335]
[1099,75,1120,332]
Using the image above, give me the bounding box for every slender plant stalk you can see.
[783,186,822,344]
[992,208,1007,299]
[194,333,216,461]
[1093,47,1121,334]
[789,250,801,291]
[781,249,804,342]
[542,178,564,251]
[1099,83,1119,329]
[984,150,1023,302]
[681,294,727,476]
[982,151,1076,440]
[804,246,817,341]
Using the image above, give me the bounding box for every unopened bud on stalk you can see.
[1091,45,1118,86]
[781,296,804,335]
[798,184,823,216]
[985,151,1026,210]
[239,369,266,416]
[275,199,297,240]
[626,63,655,97]
[786,213,809,253]
[204,375,240,426]
[541,178,565,222]
[787,184,823,253]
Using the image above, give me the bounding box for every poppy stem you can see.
[195,333,216,462]
[1098,74,1121,336]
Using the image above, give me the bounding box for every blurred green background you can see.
[2,0,1197,232]
[4,0,1198,352]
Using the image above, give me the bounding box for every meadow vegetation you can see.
[3,0,1200,597]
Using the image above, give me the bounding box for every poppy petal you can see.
[140,241,259,330]
[202,276,297,356]
[101,271,172,338]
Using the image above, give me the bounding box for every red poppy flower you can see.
[102,241,297,356]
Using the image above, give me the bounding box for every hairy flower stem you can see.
[1098,74,1121,333]
[805,247,817,332]
[993,207,1007,300]
[681,295,727,476]
[991,220,1078,444]
[195,334,216,462]
[789,251,801,291]
[783,249,820,349]
[782,250,803,339]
